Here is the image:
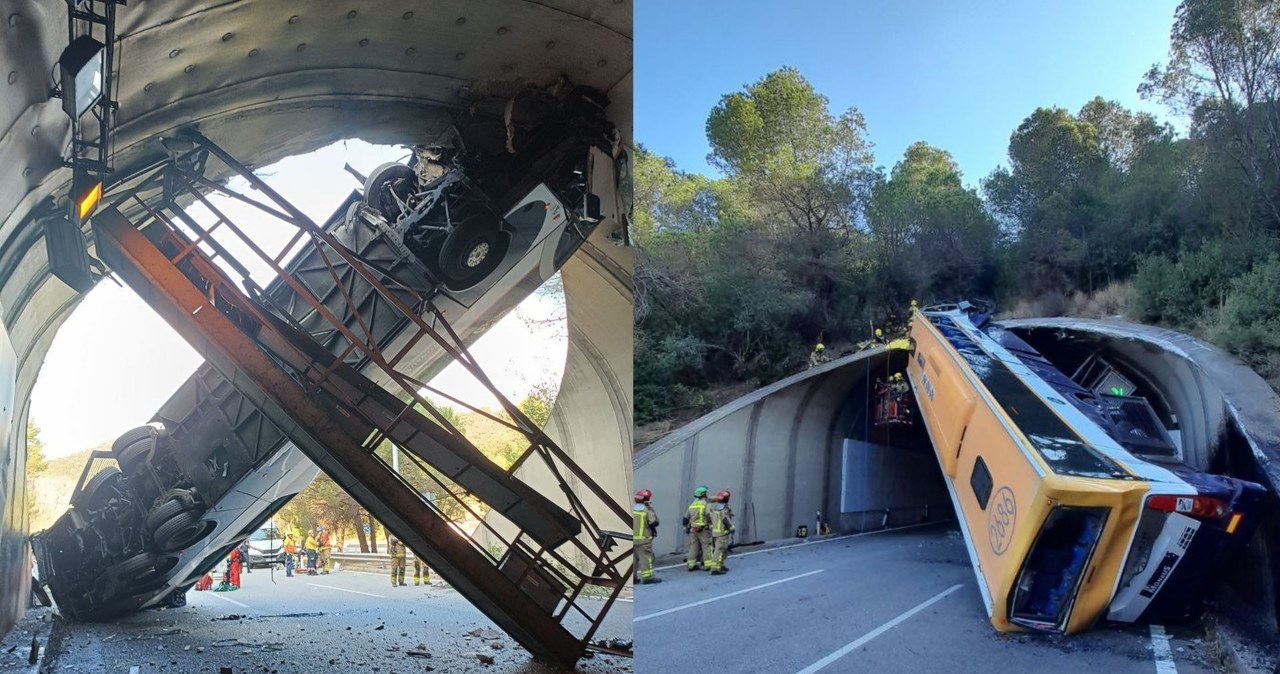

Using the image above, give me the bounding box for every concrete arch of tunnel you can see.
[633,346,952,558]
[0,0,632,636]
[475,227,634,567]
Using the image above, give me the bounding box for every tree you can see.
[706,67,875,233]
[867,142,998,307]
[1142,0,1280,228]
[25,421,47,524]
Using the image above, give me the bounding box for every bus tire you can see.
[116,440,152,475]
[437,217,509,291]
[74,467,122,508]
[152,511,213,552]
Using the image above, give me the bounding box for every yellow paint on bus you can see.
[907,310,1151,634]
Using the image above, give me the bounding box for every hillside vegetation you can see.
[635,0,1280,427]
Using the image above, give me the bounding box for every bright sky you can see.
[637,0,1181,185]
[30,140,567,458]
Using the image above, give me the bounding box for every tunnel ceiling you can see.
[0,0,632,297]
[0,0,631,407]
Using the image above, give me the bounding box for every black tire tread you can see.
[145,494,198,534]
[152,511,209,552]
[112,426,159,455]
[74,466,122,507]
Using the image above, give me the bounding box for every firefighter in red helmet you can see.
[706,489,735,575]
[632,489,662,584]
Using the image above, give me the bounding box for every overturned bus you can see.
[31,89,625,621]
[906,302,1268,634]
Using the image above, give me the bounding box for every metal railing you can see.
[97,131,630,661]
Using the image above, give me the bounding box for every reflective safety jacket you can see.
[685,498,709,530]
[632,503,658,542]
[304,535,318,552]
[710,503,734,536]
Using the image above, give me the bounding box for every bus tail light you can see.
[1146,495,1228,520]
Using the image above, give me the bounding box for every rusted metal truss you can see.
[91,131,630,666]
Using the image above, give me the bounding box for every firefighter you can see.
[389,537,408,586]
[891,372,909,395]
[283,533,297,577]
[874,328,886,344]
[412,555,430,586]
[304,530,319,575]
[808,343,828,369]
[317,527,332,575]
[632,489,662,584]
[683,485,713,571]
[227,547,243,588]
[239,540,252,574]
[707,490,735,575]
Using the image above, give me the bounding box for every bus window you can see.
[1009,507,1109,631]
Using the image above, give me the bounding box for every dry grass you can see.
[998,293,1067,320]
[1066,281,1135,319]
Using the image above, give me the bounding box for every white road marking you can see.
[635,569,824,622]
[794,583,964,674]
[307,583,386,598]
[203,592,250,609]
[654,521,943,571]
[1150,625,1178,674]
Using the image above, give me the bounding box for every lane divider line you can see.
[307,583,386,598]
[794,583,964,674]
[635,569,824,622]
[654,521,947,571]
[202,592,250,609]
[1150,625,1178,674]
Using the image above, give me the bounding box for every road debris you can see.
[476,652,495,664]
[466,628,502,640]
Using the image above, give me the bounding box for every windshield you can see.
[250,527,282,542]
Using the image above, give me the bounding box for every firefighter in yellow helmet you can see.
[683,485,713,571]
[706,490,735,575]
[891,371,909,394]
[632,489,662,584]
[808,343,828,369]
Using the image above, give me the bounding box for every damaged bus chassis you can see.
[32,91,631,667]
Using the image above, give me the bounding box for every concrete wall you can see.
[635,347,951,556]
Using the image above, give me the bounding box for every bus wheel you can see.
[437,217,509,291]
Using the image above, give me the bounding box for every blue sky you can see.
[637,0,1181,187]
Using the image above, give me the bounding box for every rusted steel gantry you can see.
[91,133,630,667]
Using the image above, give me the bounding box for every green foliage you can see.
[1132,238,1272,326]
[868,142,998,305]
[25,421,47,524]
[1218,256,1280,378]
[706,67,874,233]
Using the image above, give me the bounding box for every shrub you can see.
[1216,255,1280,381]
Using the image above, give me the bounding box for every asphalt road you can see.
[42,564,632,673]
[633,523,1221,674]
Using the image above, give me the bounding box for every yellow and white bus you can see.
[906,302,1264,634]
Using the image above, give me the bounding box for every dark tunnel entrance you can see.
[828,348,952,535]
